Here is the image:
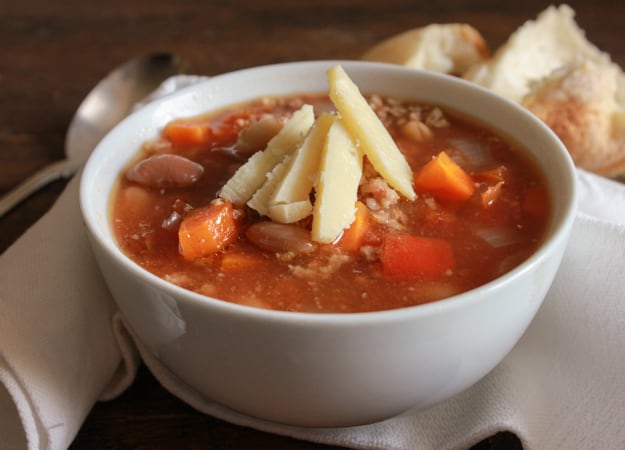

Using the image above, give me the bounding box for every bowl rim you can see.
[80,59,578,325]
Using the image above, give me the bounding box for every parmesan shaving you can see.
[219,64,418,244]
[219,104,315,205]
[328,65,416,200]
[312,119,363,243]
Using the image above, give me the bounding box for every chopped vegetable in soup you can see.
[111,68,550,313]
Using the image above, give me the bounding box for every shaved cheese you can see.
[328,65,416,200]
[247,154,294,216]
[268,200,313,223]
[219,104,315,205]
[219,65,418,245]
[271,112,335,205]
[312,119,363,243]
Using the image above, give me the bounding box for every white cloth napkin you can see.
[2,77,625,450]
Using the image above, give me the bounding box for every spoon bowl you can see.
[0,52,189,218]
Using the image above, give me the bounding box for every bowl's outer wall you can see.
[81,61,577,427]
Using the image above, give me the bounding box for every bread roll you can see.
[362,23,489,76]
[461,4,625,177]
[523,61,625,177]
[361,5,625,178]
[462,4,614,103]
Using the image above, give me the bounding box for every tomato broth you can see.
[111,93,550,313]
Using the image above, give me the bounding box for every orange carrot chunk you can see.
[474,165,507,183]
[220,252,265,272]
[163,119,212,146]
[380,234,455,279]
[336,201,371,251]
[414,151,475,202]
[178,200,241,260]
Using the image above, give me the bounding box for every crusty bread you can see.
[461,4,625,177]
[361,5,625,178]
[523,61,625,177]
[361,24,490,76]
[462,4,615,103]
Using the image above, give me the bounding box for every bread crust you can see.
[523,62,625,176]
[361,6,625,178]
[362,24,490,76]
[462,5,613,103]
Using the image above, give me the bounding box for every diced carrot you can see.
[163,119,212,146]
[480,181,504,208]
[474,165,507,183]
[380,234,455,279]
[522,185,549,217]
[336,201,371,251]
[414,151,475,202]
[220,252,265,272]
[178,200,241,260]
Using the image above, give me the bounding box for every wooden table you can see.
[1,1,623,448]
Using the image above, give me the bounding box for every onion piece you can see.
[449,138,495,171]
[162,211,183,230]
[474,226,524,248]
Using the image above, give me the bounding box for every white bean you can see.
[246,222,316,254]
[236,116,282,155]
[126,154,204,188]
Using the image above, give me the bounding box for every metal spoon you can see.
[0,52,190,218]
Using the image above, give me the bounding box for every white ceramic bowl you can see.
[80,60,577,427]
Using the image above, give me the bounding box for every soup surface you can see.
[111,92,550,313]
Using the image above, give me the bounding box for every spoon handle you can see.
[0,159,78,218]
